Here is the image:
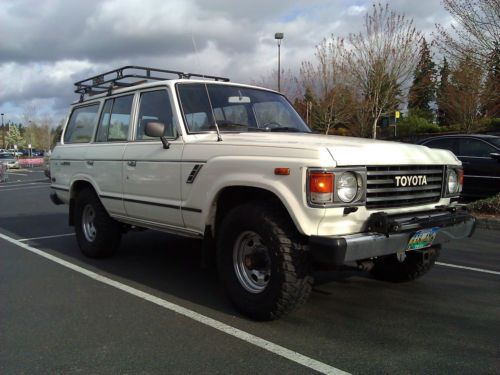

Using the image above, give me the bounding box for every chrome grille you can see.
[366,165,444,209]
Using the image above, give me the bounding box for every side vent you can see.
[186,164,203,184]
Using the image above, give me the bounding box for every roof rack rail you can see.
[74,65,230,101]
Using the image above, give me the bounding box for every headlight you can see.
[447,169,459,194]
[337,172,358,202]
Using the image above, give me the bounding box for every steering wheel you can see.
[261,122,281,130]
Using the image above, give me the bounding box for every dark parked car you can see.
[419,134,500,199]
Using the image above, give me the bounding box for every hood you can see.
[214,133,459,166]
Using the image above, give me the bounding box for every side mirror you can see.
[144,121,170,149]
[490,152,500,161]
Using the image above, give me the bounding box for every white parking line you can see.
[0,232,350,375]
[4,172,28,176]
[18,233,75,242]
[0,179,49,188]
[0,185,49,192]
[436,262,500,276]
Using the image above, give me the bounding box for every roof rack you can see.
[74,65,230,101]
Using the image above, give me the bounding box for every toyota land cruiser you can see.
[50,66,476,320]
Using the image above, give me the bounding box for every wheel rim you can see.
[233,231,271,294]
[82,204,97,243]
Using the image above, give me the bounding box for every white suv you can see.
[50,66,475,320]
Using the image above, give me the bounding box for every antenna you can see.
[191,33,223,142]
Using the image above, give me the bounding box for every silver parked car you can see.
[0,152,20,169]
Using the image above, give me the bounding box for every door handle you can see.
[127,161,136,167]
[86,160,94,166]
[61,161,71,166]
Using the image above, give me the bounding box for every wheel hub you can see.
[82,204,97,243]
[233,231,271,294]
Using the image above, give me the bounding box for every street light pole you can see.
[274,32,284,92]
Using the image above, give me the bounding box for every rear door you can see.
[85,94,135,216]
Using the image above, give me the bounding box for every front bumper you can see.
[309,205,476,265]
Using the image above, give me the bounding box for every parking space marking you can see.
[0,181,48,187]
[0,232,350,375]
[4,172,28,176]
[0,185,49,192]
[436,262,500,276]
[18,233,75,242]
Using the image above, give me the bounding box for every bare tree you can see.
[300,38,356,134]
[435,0,500,65]
[252,68,301,102]
[344,3,422,138]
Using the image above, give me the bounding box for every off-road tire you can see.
[370,245,440,282]
[217,202,313,321]
[74,188,121,258]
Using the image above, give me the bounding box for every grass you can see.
[467,193,500,216]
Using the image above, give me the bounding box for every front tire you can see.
[74,188,121,258]
[217,202,313,321]
[370,245,440,282]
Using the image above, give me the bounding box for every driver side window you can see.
[136,90,175,140]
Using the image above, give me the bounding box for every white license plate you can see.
[407,227,439,251]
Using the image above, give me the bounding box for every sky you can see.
[0,0,454,127]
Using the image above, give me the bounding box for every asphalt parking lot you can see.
[1,167,499,375]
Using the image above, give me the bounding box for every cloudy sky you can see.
[0,0,453,126]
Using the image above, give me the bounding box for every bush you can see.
[397,115,440,137]
[468,193,500,215]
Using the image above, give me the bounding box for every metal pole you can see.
[1,113,4,149]
[274,33,284,93]
[277,41,281,92]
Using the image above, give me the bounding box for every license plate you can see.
[407,227,439,251]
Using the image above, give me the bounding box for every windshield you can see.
[177,83,311,133]
[0,153,14,159]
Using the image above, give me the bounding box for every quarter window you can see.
[64,104,100,143]
[95,95,133,142]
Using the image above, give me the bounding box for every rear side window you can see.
[95,95,134,142]
[136,90,175,140]
[64,104,100,143]
[458,138,496,157]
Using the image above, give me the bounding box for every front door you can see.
[122,88,185,228]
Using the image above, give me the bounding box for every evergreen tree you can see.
[5,124,25,149]
[408,38,436,120]
[436,57,451,126]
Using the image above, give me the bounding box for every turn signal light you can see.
[458,169,464,191]
[274,168,290,175]
[309,172,334,204]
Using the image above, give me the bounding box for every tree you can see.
[408,38,436,120]
[441,54,484,132]
[436,0,500,66]
[5,124,25,149]
[481,42,500,117]
[436,57,452,126]
[299,37,356,134]
[344,3,422,138]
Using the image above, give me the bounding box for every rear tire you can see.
[217,202,313,321]
[370,245,440,282]
[74,188,121,258]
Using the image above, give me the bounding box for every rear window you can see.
[64,104,100,143]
